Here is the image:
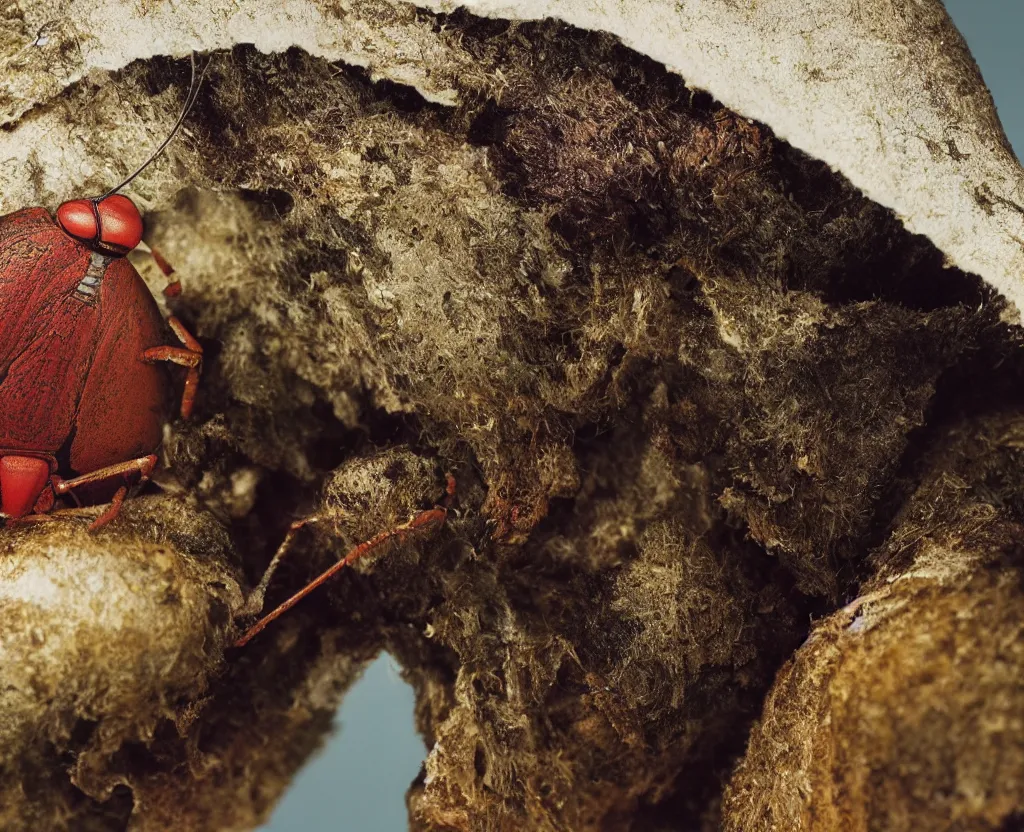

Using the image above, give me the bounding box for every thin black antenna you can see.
[100,53,207,198]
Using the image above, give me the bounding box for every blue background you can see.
[263,654,422,831]
[263,5,1022,830]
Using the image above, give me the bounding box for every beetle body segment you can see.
[0,456,52,517]
[0,206,173,516]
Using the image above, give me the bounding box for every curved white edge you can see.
[422,0,1024,320]
[1,0,1021,322]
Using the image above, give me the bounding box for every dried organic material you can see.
[0,1,1021,831]
[0,499,242,829]
[721,412,1024,831]
[425,0,1024,318]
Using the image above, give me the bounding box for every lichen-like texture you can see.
[0,499,243,829]
[721,412,1024,831]
[0,2,1021,831]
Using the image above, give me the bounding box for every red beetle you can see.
[0,192,202,528]
[0,57,452,642]
[0,67,204,529]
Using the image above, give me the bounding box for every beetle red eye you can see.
[55,194,143,254]
[56,199,98,243]
[96,194,144,252]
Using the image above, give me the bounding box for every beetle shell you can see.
[0,207,171,492]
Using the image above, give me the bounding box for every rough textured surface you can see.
[0,2,1021,831]
[721,411,1024,832]
[424,0,1024,320]
[0,499,242,830]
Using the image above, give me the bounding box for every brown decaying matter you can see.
[722,411,1024,831]
[0,14,1021,832]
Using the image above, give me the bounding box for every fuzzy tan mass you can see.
[0,1,1021,831]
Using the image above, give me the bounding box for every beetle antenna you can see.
[101,53,208,198]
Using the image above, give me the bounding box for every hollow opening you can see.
[259,653,424,831]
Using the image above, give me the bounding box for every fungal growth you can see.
[0,2,1021,831]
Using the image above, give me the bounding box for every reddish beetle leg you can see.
[149,245,182,298]
[140,244,202,419]
[142,316,202,420]
[235,473,457,647]
[52,454,158,530]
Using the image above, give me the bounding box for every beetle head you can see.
[54,56,206,258]
[56,194,144,256]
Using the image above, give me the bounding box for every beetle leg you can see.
[89,486,129,530]
[237,516,325,619]
[234,473,456,647]
[52,454,158,530]
[141,242,182,298]
[142,315,203,419]
[137,243,203,417]
[33,485,55,514]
